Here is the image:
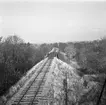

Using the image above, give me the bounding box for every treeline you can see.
[74,38,106,75]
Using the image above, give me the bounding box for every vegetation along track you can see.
[6,58,53,105]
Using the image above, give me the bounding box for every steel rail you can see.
[29,59,52,105]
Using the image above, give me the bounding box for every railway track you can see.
[6,58,52,105]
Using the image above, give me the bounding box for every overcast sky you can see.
[0,0,106,43]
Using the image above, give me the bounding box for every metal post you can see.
[96,77,106,105]
[63,73,68,105]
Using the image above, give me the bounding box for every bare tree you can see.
[3,35,24,44]
[64,44,76,60]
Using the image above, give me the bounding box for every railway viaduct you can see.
[3,48,78,105]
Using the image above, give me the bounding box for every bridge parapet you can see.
[45,47,70,64]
